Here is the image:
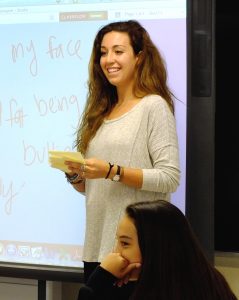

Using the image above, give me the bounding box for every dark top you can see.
[78,266,136,300]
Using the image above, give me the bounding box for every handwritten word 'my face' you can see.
[10,36,82,78]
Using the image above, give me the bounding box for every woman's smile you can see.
[100,31,139,88]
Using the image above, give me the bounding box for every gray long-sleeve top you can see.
[82,94,180,262]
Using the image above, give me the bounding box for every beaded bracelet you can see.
[65,172,79,184]
[72,178,84,185]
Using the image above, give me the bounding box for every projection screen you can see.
[0,0,186,270]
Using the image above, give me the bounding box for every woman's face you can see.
[115,214,142,264]
[100,31,139,88]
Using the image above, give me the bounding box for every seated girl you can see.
[78,200,238,300]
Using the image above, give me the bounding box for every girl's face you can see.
[115,214,142,264]
[100,31,139,89]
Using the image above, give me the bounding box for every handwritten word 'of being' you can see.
[34,93,80,117]
[11,36,81,77]
[0,178,25,215]
[23,140,71,166]
[4,98,28,128]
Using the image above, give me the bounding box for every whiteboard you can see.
[0,0,186,269]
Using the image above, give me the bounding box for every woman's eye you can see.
[100,51,107,56]
[115,50,123,54]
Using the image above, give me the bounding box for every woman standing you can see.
[65,20,180,281]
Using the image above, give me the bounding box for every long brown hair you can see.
[76,20,175,154]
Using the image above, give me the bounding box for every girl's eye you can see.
[115,50,123,54]
[100,51,107,57]
[121,241,129,247]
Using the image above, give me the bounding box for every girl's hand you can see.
[100,253,141,279]
[115,264,142,287]
[65,158,109,179]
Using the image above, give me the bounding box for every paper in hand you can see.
[48,150,85,173]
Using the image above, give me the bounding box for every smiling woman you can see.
[65,19,181,283]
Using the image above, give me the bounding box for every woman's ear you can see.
[136,51,143,64]
[136,50,142,58]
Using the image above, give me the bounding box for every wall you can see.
[0,279,62,300]
[215,252,239,297]
[0,277,37,300]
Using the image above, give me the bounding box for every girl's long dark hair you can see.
[126,200,237,300]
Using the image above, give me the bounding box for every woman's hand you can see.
[65,158,109,180]
[100,253,141,279]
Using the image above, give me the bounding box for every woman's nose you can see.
[105,51,114,63]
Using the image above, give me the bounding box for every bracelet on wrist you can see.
[65,173,79,184]
[65,172,78,179]
[72,178,84,185]
[105,162,114,179]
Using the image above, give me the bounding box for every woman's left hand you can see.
[65,157,109,180]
